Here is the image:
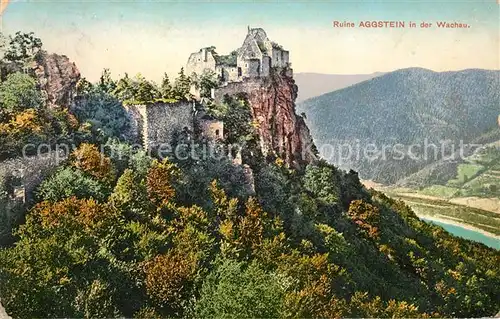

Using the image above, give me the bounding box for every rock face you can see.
[215,70,317,168]
[33,51,81,109]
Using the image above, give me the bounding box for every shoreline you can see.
[417,214,500,240]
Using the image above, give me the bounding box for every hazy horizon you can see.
[1,0,498,82]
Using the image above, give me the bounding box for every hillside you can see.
[0,34,499,318]
[398,128,500,189]
[294,72,384,102]
[297,68,500,184]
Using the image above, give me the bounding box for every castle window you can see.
[245,63,248,67]
[238,67,242,77]
[215,129,220,137]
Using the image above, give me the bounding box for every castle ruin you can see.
[132,27,290,150]
[186,27,291,86]
[128,26,311,171]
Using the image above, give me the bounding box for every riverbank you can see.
[418,214,500,240]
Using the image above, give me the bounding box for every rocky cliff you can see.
[215,70,317,168]
[33,51,81,109]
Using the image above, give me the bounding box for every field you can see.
[416,143,500,199]
[386,192,500,237]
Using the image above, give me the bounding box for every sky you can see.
[0,0,498,82]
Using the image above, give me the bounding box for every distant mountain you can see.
[297,68,500,184]
[294,72,384,102]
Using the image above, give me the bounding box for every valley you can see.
[299,68,500,246]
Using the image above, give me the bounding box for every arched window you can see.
[215,129,220,137]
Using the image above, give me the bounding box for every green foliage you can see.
[0,72,43,115]
[98,68,116,94]
[112,73,135,101]
[110,169,150,218]
[209,95,255,144]
[4,31,43,66]
[195,259,285,319]
[172,67,191,101]
[134,74,160,104]
[298,68,500,184]
[198,70,219,98]
[254,163,291,214]
[159,72,173,99]
[1,150,498,318]
[0,64,498,318]
[214,50,238,66]
[113,73,180,105]
[70,143,116,185]
[103,138,153,176]
[73,87,130,143]
[304,162,341,205]
[36,167,110,202]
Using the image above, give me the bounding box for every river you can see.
[421,218,500,250]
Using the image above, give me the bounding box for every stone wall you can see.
[261,56,271,77]
[186,49,217,76]
[0,151,67,204]
[125,104,147,143]
[271,48,289,68]
[218,65,241,83]
[281,50,290,66]
[130,102,194,150]
[199,119,224,141]
[244,59,261,78]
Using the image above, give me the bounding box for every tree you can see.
[71,143,116,184]
[143,249,198,313]
[36,167,110,202]
[0,72,43,115]
[0,197,137,318]
[195,259,285,318]
[146,159,180,209]
[4,32,43,67]
[199,70,219,98]
[72,88,131,143]
[304,163,341,205]
[159,73,173,100]
[98,69,116,94]
[75,78,94,96]
[109,169,150,218]
[173,67,191,101]
[112,73,136,102]
[133,74,159,104]
[217,95,254,144]
[221,197,267,259]
[347,200,381,240]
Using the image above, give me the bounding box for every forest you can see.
[0,32,499,319]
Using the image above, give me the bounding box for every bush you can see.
[195,259,285,318]
[36,167,110,202]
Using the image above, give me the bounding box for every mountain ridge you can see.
[297,67,500,184]
[294,72,384,102]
